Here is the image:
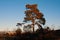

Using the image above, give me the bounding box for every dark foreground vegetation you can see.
[0,28,60,40]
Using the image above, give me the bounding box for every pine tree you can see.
[23,4,46,32]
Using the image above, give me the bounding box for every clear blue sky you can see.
[0,0,60,31]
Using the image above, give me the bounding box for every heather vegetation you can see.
[0,27,59,40]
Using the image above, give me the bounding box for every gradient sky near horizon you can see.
[0,0,60,31]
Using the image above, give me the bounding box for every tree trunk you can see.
[32,19,35,32]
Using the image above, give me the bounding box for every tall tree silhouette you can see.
[23,4,46,32]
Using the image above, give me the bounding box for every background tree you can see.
[23,24,32,32]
